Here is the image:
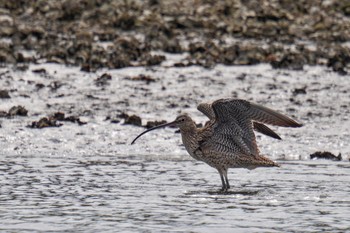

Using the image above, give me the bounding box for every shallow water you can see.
[1,63,350,232]
[1,154,349,232]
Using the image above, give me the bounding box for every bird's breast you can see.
[180,131,203,161]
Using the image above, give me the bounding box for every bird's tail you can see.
[257,155,280,167]
[241,155,280,170]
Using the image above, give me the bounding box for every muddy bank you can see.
[1,62,350,232]
[0,0,350,73]
[0,63,349,160]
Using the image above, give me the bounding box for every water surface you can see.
[1,154,349,232]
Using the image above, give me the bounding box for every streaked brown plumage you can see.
[131,98,302,191]
[197,102,283,140]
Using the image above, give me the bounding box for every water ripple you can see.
[1,156,349,232]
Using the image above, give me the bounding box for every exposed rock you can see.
[95,73,112,86]
[32,68,47,74]
[53,112,65,121]
[52,112,87,125]
[0,13,14,37]
[310,151,342,161]
[293,87,307,96]
[162,38,183,53]
[8,105,28,116]
[125,74,156,84]
[270,53,305,70]
[117,112,142,127]
[0,90,10,98]
[145,120,167,129]
[110,119,120,124]
[0,111,7,117]
[142,54,166,66]
[29,117,62,129]
[61,115,87,125]
[35,83,45,90]
[124,114,142,127]
[327,50,350,75]
[0,0,349,72]
[28,112,87,129]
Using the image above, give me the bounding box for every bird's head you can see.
[173,113,194,128]
[131,113,194,144]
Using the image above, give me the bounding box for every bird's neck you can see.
[179,122,199,157]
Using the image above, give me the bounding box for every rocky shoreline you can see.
[0,0,349,73]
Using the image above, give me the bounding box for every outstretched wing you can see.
[197,99,299,140]
[212,98,302,127]
[199,98,302,156]
[197,102,215,120]
[253,122,281,140]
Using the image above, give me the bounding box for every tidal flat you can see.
[0,63,349,232]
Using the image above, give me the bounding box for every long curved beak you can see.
[131,120,177,145]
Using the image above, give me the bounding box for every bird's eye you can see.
[181,118,185,122]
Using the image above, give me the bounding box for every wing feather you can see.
[212,98,302,127]
[253,122,281,140]
[197,103,215,120]
[199,98,302,157]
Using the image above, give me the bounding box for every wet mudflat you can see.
[0,155,349,232]
[1,63,350,232]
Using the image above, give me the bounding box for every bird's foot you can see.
[220,186,230,193]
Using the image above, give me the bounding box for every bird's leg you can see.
[218,169,227,191]
[223,169,230,190]
[220,174,226,191]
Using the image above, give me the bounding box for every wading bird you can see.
[131,98,302,191]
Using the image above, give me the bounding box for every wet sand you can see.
[1,63,349,159]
